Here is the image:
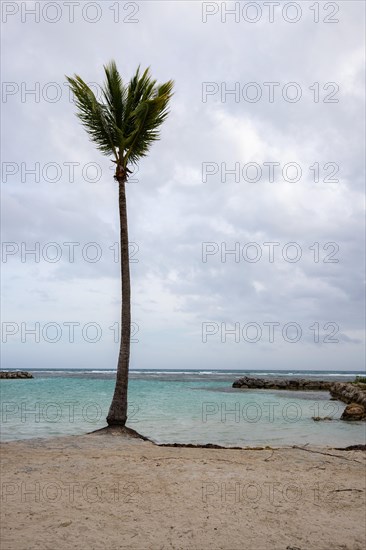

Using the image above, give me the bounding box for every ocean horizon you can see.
[4,367,366,378]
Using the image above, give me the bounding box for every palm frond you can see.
[102,61,126,130]
[66,75,118,159]
[122,67,157,136]
[67,62,174,174]
[123,79,174,166]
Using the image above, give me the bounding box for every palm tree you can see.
[67,61,173,427]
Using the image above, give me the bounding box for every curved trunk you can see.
[106,179,131,426]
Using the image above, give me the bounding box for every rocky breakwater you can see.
[232,377,366,421]
[232,376,331,391]
[0,371,33,379]
[329,382,366,421]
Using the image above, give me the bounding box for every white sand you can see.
[1,431,365,550]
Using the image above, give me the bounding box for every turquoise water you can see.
[1,371,365,446]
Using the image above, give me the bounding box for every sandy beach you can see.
[1,430,365,550]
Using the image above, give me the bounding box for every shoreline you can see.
[1,431,365,550]
[2,420,366,449]
[91,423,366,451]
[2,428,366,451]
[3,435,366,452]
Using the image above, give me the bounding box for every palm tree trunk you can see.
[106,179,131,426]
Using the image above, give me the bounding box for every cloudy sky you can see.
[1,0,365,372]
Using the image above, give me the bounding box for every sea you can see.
[1,369,365,446]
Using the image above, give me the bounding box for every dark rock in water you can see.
[340,403,366,421]
[232,376,331,391]
[0,371,33,379]
[329,382,366,413]
[232,377,366,422]
[337,444,366,451]
[312,416,333,422]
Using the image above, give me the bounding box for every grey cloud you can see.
[1,0,365,370]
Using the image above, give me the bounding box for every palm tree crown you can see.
[67,61,174,181]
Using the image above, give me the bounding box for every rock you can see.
[341,403,366,421]
[338,444,366,451]
[312,416,333,422]
[330,383,366,416]
[232,376,331,391]
[0,371,33,379]
[59,520,72,527]
[232,378,366,422]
